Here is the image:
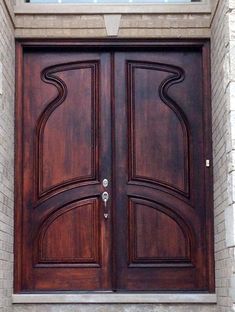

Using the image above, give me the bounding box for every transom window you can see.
[26,0,201,3]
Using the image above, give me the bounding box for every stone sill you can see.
[14,3,211,14]
[12,293,217,304]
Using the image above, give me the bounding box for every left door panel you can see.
[16,50,112,291]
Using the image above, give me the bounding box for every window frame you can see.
[14,0,211,14]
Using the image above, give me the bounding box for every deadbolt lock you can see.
[102,179,109,188]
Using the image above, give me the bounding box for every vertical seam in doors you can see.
[111,51,117,291]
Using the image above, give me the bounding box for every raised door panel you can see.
[128,61,189,196]
[38,63,99,198]
[36,199,100,266]
[19,50,112,291]
[128,198,192,267]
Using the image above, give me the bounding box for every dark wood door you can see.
[113,51,213,291]
[17,51,113,291]
[15,42,214,292]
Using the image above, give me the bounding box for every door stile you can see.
[14,42,24,293]
[112,52,129,291]
[99,52,113,289]
[201,42,214,292]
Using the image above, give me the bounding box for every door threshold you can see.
[12,293,217,304]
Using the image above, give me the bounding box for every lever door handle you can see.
[102,191,109,219]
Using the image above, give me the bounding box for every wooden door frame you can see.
[14,39,214,293]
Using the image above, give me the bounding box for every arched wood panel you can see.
[36,199,100,266]
[128,198,194,267]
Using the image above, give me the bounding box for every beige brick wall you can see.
[0,1,15,312]
[210,0,235,311]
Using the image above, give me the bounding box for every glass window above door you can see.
[26,0,201,3]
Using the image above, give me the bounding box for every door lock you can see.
[102,191,109,219]
[102,179,109,188]
[102,191,109,207]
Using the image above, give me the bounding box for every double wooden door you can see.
[15,42,214,292]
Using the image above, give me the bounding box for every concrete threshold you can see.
[12,293,217,304]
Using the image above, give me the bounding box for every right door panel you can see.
[113,50,213,291]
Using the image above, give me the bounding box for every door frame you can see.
[14,39,214,293]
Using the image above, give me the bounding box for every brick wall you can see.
[211,0,235,311]
[0,1,15,312]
